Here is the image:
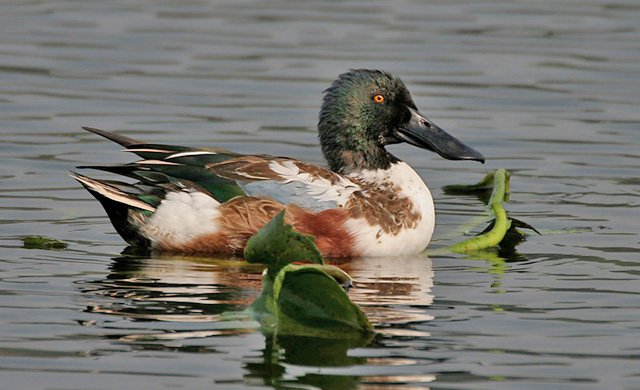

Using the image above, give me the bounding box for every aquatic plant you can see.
[447,169,538,253]
[244,211,373,339]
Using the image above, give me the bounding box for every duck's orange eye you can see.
[373,94,385,103]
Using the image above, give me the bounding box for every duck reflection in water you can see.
[80,252,435,387]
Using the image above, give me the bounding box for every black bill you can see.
[396,108,485,163]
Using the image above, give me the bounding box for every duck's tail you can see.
[81,126,141,147]
[70,172,153,246]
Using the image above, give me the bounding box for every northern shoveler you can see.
[72,69,484,258]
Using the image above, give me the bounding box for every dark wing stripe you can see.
[142,165,246,202]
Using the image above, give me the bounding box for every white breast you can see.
[344,162,435,257]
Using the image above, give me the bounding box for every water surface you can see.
[1,0,639,388]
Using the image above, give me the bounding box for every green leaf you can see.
[248,263,361,338]
[243,210,323,275]
[242,210,372,339]
[272,264,372,339]
[22,235,68,250]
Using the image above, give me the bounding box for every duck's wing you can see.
[78,127,359,211]
[205,155,360,211]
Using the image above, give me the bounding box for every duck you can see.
[72,69,484,258]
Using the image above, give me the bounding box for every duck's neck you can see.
[322,145,399,175]
[318,116,399,174]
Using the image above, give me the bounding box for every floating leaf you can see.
[272,264,372,338]
[22,235,68,250]
[249,263,354,332]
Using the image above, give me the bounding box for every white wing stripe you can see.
[166,151,219,159]
[135,160,180,165]
[124,148,174,153]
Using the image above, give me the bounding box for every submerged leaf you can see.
[244,210,323,275]
[22,235,68,250]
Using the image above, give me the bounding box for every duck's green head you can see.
[319,69,484,174]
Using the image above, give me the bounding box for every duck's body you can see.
[73,70,483,258]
